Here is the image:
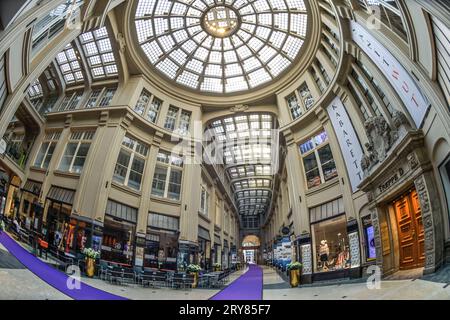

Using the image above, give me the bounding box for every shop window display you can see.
[101,217,136,266]
[311,214,350,273]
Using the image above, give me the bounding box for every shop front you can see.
[101,199,137,267]
[144,211,179,270]
[223,239,229,269]
[4,175,21,219]
[0,168,9,217]
[359,138,445,276]
[295,197,361,283]
[43,186,77,254]
[212,233,221,266]
[19,180,43,231]
[198,226,211,271]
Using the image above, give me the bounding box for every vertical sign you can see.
[327,96,364,192]
[350,21,430,127]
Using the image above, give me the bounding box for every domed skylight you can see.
[134,0,308,94]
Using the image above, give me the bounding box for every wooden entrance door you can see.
[394,189,425,270]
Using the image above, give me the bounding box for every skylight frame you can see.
[134,0,308,94]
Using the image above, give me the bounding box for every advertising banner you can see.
[350,21,430,128]
[327,96,365,192]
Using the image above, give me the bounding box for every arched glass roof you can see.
[206,113,278,217]
[134,0,308,94]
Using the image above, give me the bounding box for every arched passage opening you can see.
[242,234,261,264]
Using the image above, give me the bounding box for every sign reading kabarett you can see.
[350,21,429,128]
[327,96,364,192]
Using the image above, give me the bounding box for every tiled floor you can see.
[1,232,450,300]
[262,267,450,300]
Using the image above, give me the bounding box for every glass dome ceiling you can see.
[134,0,308,94]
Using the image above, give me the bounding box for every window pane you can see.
[43,143,56,169]
[168,169,182,200]
[59,142,77,171]
[128,157,145,190]
[113,149,131,184]
[317,144,337,181]
[34,142,49,167]
[151,166,167,197]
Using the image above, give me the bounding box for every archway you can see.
[241,234,261,264]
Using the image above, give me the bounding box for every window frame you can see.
[58,130,95,173]
[299,130,338,189]
[151,150,184,201]
[34,131,61,169]
[113,135,149,191]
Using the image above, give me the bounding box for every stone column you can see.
[134,132,162,267]
[414,171,444,274]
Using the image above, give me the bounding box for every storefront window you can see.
[101,217,135,266]
[311,214,350,273]
[299,130,338,188]
[362,215,376,261]
[46,201,72,252]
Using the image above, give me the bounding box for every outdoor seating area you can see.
[97,260,234,290]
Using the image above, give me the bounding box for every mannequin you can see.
[318,240,330,271]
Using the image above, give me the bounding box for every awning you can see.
[198,226,210,241]
[106,199,137,224]
[46,186,75,205]
[22,180,42,196]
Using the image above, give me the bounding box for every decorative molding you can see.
[229,104,249,113]
[361,112,410,177]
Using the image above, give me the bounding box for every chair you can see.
[98,260,110,280]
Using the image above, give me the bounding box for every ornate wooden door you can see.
[394,189,425,270]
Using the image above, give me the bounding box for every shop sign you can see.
[327,96,364,192]
[350,21,430,127]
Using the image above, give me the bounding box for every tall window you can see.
[200,183,210,216]
[151,151,183,200]
[83,86,117,108]
[286,82,315,120]
[113,135,148,190]
[34,132,61,169]
[27,80,44,109]
[299,130,337,188]
[164,106,191,135]
[134,89,162,123]
[59,130,95,173]
[57,91,84,111]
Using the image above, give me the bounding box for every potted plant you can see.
[213,263,221,272]
[83,247,100,277]
[186,264,201,288]
[287,261,302,288]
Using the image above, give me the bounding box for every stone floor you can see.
[2,233,450,300]
[262,267,450,300]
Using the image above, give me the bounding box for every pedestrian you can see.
[0,219,5,235]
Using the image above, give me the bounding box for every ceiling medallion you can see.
[202,5,241,38]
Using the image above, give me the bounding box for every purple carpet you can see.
[210,264,263,300]
[0,232,126,300]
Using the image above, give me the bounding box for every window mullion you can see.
[165,165,171,198]
[315,149,325,183]
[70,141,81,172]
[125,151,135,187]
